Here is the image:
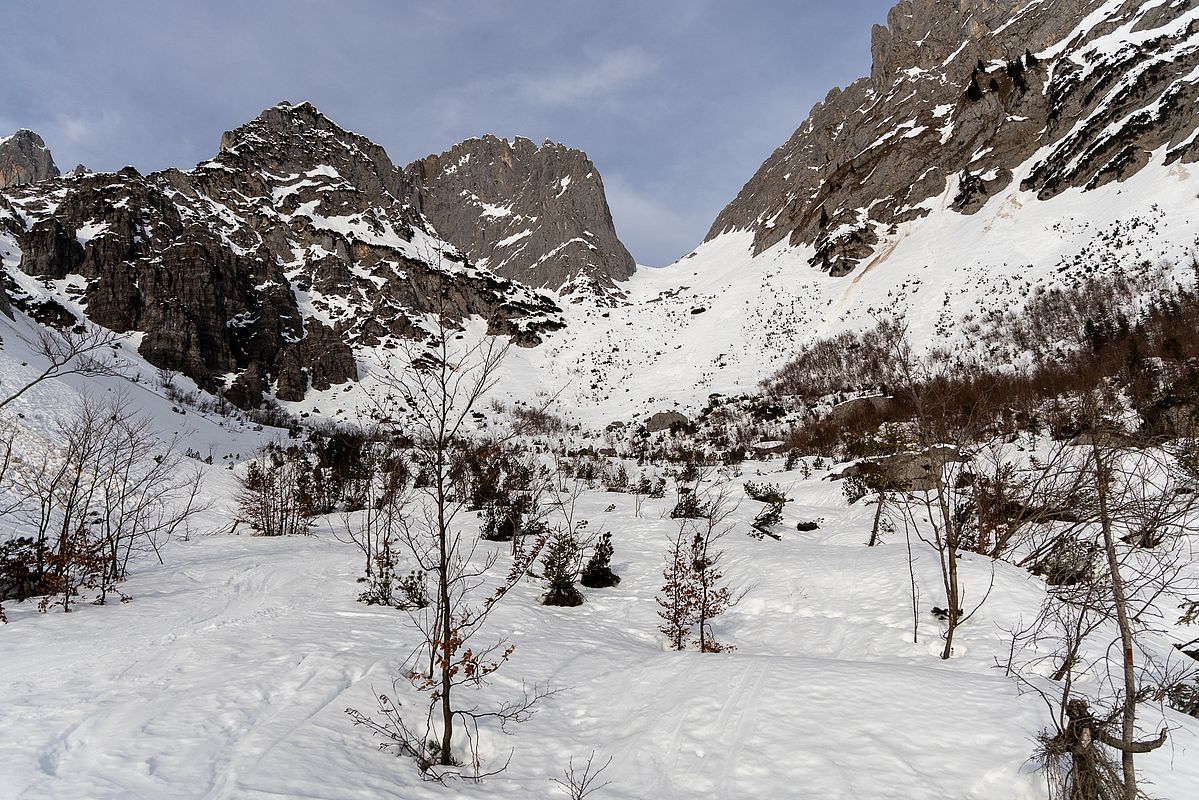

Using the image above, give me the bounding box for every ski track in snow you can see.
[2,8,1199,794]
[3,460,1198,799]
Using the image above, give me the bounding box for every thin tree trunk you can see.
[868,489,885,546]
[1093,443,1138,799]
[936,483,961,660]
[904,522,919,644]
[436,438,454,766]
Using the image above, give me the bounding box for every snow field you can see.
[4,454,1198,800]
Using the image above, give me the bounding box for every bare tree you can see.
[687,485,741,652]
[329,442,416,606]
[1004,392,1193,800]
[884,330,993,659]
[1074,417,1187,798]
[3,394,205,614]
[656,483,743,652]
[237,445,313,536]
[90,395,206,596]
[656,527,695,651]
[351,322,548,779]
[554,752,613,799]
[0,325,124,412]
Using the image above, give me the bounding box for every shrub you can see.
[0,537,42,602]
[541,531,584,606]
[744,481,787,504]
[669,487,708,519]
[841,475,869,505]
[239,446,314,536]
[750,502,784,539]
[580,532,620,589]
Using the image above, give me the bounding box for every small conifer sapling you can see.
[580,532,621,588]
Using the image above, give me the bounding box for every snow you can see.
[1,440,1196,799]
[480,201,514,218]
[2,4,1199,791]
[401,136,1199,433]
[74,221,110,245]
[496,229,533,248]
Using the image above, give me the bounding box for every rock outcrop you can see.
[832,446,968,493]
[0,102,563,407]
[646,411,689,433]
[706,0,1199,276]
[0,130,59,189]
[406,135,636,297]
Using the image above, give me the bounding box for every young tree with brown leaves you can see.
[349,318,548,780]
[656,484,742,652]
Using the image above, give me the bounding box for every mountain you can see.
[406,135,636,298]
[0,130,59,189]
[3,1,1198,427]
[706,0,1199,276]
[0,103,566,407]
[501,0,1199,424]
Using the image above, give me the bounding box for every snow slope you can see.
[2,454,1197,799]
[274,139,1199,433]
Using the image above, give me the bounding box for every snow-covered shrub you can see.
[743,481,786,504]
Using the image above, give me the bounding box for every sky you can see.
[1,1,896,267]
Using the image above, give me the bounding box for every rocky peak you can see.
[406,134,636,295]
[869,1,1027,88]
[215,100,412,204]
[706,0,1197,276]
[0,102,563,409]
[0,129,60,189]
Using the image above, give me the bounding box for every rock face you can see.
[706,0,1199,276]
[0,102,564,407]
[406,135,636,297]
[0,130,59,189]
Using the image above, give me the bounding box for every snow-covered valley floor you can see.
[4,458,1198,800]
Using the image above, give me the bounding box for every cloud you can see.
[517,48,657,108]
[0,1,895,267]
[603,172,704,268]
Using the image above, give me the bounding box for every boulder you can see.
[646,411,688,433]
[831,445,968,493]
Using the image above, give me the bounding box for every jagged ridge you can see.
[706,0,1199,276]
[0,102,565,407]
